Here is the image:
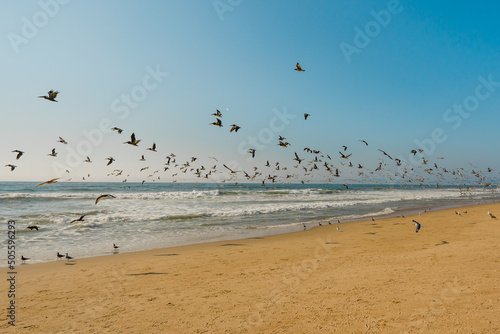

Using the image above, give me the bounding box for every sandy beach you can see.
[2,202,499,333]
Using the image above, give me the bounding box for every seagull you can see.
[210,118,223,127]
[12,150,24,160]
[57,252,65,260]
[294,62,305,72]
[230,124,241,132]
[58,137,68,144]
[359,140,368,146]
[124,133,141,146]
[248,148,256,158]
[27,225,39,230]
[212,109,222,117]
[5,164,16,171]
[147,143,157,152]
[95,194,116,205]
[35,178,60,188]
[65,253,73,261]
[106,157,115,166]
[38,90,59,102]
[336,226,341,231]
[69,215,86,224]
[488,211,496,219]
[113,243,119,249]
[48,148,57,157]
[413,220,423,233]
[21,255,30,263]
[111,127,123,134]
[304,113,310,120]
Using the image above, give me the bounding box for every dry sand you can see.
[2,202,500,333]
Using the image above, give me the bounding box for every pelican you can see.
[95,194,116,205]
[12,150,24,160]
[35,178,60,188]
[339,151,351,159]
[124,133,141,146]
[69,215,86,224]
[212,109,222,117]
[38,90,59,102]
[84,156,92,163]
[58,137,67,144]
[140,155,146,161]
[293,152,303,164]
[248,148,256,158]
[111,127,123,134]
[106,157,115,166]
[294,62,305,72]
[147,143,157,152]
[48,148,57,157]
[210,118,223,127]
[304,113,310,120]
[230,124,241,132]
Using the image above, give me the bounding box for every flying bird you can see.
[294,62,305,72]
[212,109,222,117]
[293,152,304,164]
[413,220,423,233]
[48,148,57,157]
[5,164,16,171]
[58,137,68,144]
[69,215,86,224]
[230,124,241,132]
[147,143,157,152]
[12,150,24,160]
[27,225,39,230]
[248,148,256,158]
[84,156,92,163]
[339,152,352,159]
[95,194,116,205]
[488,211,496,219]
[304,113,310,120]
[106,157,115,166]
[124,133,141,146]
[111,127,123,134]
[359,140,368,146]
[38,90,59,102]
[210,118,223,127]
[35,178,60,188]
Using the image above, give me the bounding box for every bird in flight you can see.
[488,211,496,219]
[230,124,241,132]
[106,157,115,166]
[124,133,141,146]
[339,151,352,159]
[294,62,305,72]
[112,127,123,134]
[5,164,16,171]
[35,178,60,188]
[139,155,146,161]
[412,220,423,233]
[210,118,223,127]
[95,194,116,205]
[248,148,256,158]
[38,90,59,102]
[147,143,157,152]
[69,215,86,224]
[293,152,304,164]
[304,113,310,120]
[58,137,68,144]
[12,150,24,160]
[212,109,222,117]
[359,140,368,146]
[84,156,92,163]
[378,149,393,160]
[48,148,57,157]
[27,225,39,230]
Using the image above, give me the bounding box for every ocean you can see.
[1,181,499,266]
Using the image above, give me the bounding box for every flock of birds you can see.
[6,64,500,264]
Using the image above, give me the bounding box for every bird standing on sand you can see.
[21,255,30,263]
[413,220,423,233]
[57,252,65,260]
[113,243,119,250]
[65,253,73,261]
[38,90,59,102]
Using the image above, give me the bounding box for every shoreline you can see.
[2,201,500,332]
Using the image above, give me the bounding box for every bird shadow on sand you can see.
[221,243,245,246]
[65,262,77,266]
[435,241,449,246]
[127,272,168,276]
[154,253,179,256]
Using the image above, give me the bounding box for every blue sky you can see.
[1,0,499,184]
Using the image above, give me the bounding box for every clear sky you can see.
[1,0,499,184]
